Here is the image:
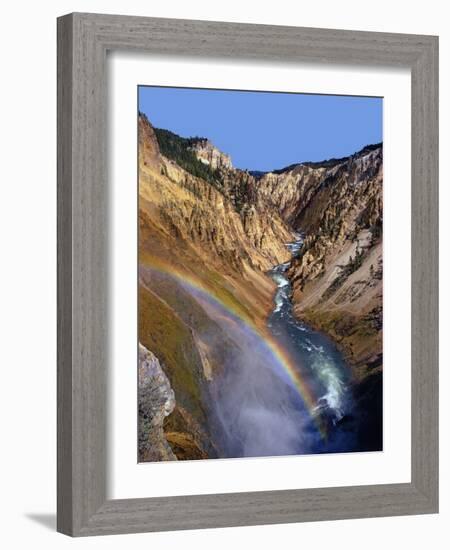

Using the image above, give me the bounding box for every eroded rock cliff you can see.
[190,138,233,170]
[256,145,383,380]
[139,114,293,320]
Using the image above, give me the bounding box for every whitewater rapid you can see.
[267,234,356,452]
[207,234,359,457]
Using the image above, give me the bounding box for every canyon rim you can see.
[138,87,383,462]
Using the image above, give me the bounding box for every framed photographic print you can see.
[57,13,438,536]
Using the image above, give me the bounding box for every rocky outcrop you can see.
[190,138,233,170]
[138,343,176,461]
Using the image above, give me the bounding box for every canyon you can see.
[138,112,383,460]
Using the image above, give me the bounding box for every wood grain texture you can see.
[57,12,439,536]
[410,36,439,506]
[57,13,74,535]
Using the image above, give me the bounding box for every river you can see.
[267,234,359,454]
[205,234,362,457]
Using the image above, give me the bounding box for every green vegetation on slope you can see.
[139,283,219,459]
[321,247,367,301]
[152,124,222,186]
[139,284,205,417]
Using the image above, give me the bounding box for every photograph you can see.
[138,86,383,462]
[0,1,441,543]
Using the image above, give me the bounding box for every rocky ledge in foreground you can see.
[138,342,176,462]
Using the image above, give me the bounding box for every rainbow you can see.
[140,255,325,436]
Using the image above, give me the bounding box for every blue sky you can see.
[139,86,382,172]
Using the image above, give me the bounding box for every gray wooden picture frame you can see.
[57,12,439,537]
